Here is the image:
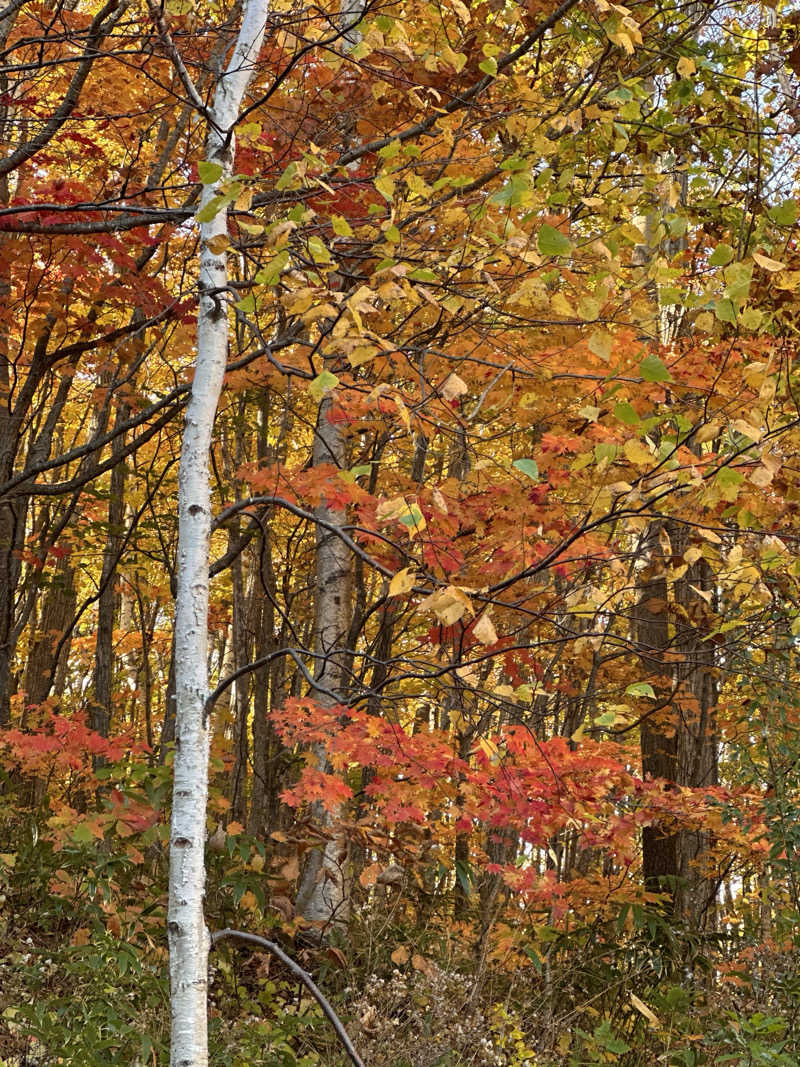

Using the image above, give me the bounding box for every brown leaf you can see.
[280,853,300,881]
[359,861,381,888]
[327,946,347,969]
[377,863,404,886]
[270,895,295,922]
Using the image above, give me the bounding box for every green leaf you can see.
[378,140,401,159]
[255,249,289,286]
[658,287,682,306]
[613,402,639,426]
[308,369,339,401]
[398,503,424,529]
[769,198,798,226]
[626,682,656,698]
[275,161,297,191]
[537,224,572,257]
[308,236,332,263]
[478,57,497,76]
[71,822,94,845]
[234,293,257,313]
[197,160,224,185]
[490,174,529,208]
[384,224,401,243]
[716,465,744,502]
[739,306,763,330]
[512,458,539,480]
[196,195,228,223]
[714,298,736,324]
[455,860,473,897]
[709,242,734,267]
[638,353,672,382]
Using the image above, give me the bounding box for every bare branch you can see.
[210,928,365,1067]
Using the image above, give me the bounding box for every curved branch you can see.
[210,928,365,1067]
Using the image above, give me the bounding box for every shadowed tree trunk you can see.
[92,402,128,743]
[634,522,678,898]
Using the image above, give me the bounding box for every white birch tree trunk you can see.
[293,0,364,935]
[167,4,268,1064]
[294,394,353,927]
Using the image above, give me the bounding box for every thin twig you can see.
[210,928,366,1067]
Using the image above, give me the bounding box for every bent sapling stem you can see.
[210,927,366,1067]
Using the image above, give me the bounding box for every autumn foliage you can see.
[1,0,800,1061]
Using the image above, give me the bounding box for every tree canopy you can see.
[1,0,800,1061]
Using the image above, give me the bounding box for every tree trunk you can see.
[92,403,128,743]
[672,528,718,928]
[634,523,678,898]
[294,393,352,930]
[166,4,268,1063]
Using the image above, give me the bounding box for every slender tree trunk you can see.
[293,0,363,932]
[166,4,268,1063]
[295,393,353,929]
[92,403,128,742]
[22,554,77,714]
[633,523,678,898]
[228,541,250,825]
[673,528,718,927]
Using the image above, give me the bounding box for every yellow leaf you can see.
[676,56,696,77]
[732,418,762,442]
[588,329,613,361]
[697,527,722,544]
[473,613,498,645]
[694,421,721,444]
[234,187,253,212]
[624,438,652,466]
[206,234,230,255]
[393,395,411,432]
[750,465,773,487]
[441,373,468,401]
[376,497,411,523]
[302,302,338,324]
[630,993,661,1028]
[551,292,574,317]
[240,891,259,912]
[389,567,416,597]
[420,585,474,625]
[238,220,265,235]
[349,344,379,367]
[477,736,501,763]
[727,544,743,568]
[752,251,785,272]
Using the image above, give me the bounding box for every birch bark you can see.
[293,0,364,932]
[167,4,268,1064]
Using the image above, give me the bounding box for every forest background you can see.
[1,0,800,1061]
